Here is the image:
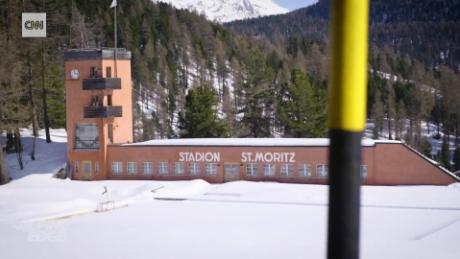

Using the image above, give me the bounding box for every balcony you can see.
[74,139,100,150]
[83,78,121,90]
[84,106,122,118]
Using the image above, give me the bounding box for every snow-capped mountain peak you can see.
[152,0,289,23]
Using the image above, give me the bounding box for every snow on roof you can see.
[123,138,402,147]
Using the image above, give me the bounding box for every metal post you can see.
[114,2,118,77]
[327,1,369,259]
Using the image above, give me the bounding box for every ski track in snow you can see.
[412,215,460,240]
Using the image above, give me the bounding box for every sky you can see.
[275,0,318,11]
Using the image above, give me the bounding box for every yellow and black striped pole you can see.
[327,0,369,259]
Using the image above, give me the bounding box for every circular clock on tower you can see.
[70,68,80,80]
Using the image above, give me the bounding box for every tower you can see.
[64,49,133,180]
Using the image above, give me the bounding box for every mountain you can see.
[151,0,289,22]
[226,0,460,71]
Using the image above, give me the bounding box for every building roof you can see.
[64,48,131,61]
[123,138,402,147]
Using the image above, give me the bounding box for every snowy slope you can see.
[151,0,289,22]
[1,129,460,258]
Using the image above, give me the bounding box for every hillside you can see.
[226,0,460,70]
[1,0,329,140]
[1,0,460,171]
[226,0,460,165]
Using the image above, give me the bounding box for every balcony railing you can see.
[84,106,122,118]
[74,139,100,150]
[83,78,121,90]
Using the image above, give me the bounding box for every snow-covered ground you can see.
[1,129,460,259]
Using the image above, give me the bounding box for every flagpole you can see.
[114,1,118,77]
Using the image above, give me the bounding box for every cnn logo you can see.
[22,13,46,38]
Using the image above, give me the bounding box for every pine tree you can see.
[0,141,8,184]
[0,6,29,179]
[179,86,228,138]
[13,129,24,170]
[44,61,66,128]
[431,97,444,139]
[24,49,39,161]
[419,136,432,158]
[141,112,155,141]
[453,146,460,172]
[439,66,460,147]
[371,90,385,139]
[439,136,450,169]
[278,69,324,137]
[240,48,275,137]
[385,82,396,139]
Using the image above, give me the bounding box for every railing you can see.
[84,106,122,118]
[74,139,100,150]
[83,78,121,90]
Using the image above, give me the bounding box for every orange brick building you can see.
[65,49,459,185]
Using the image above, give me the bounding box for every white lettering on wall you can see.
[178,152,221,162]
[177,151,296,163]
[289,152,295,163]
[241,152,252,162]
[240,152,296,163]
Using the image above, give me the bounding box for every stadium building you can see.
[65,49,459,185]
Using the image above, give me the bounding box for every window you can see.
[91,95,102,107]
[360,165,368,180]
[143,162,153,175]
[83,161,91,176]
[106,66,112,78]
[174,162,185,175]
[205,163,218,176]
[246,163,258,176]
[108,124,113,144]
[112,162,122,175]
[74,123,99,149]
[66,162,71,175]
[317,164,329,178]
[263,164,276,176]
[189,163,200,176]
[225,163,239,177]
[107,95,112,106]
[299,164,312,177]
[73,161,79,174]
[127,162,137,175]
[158,162,169,175]
[90,66,101,78]
[281,164,294,177]
[94,161,100,176]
